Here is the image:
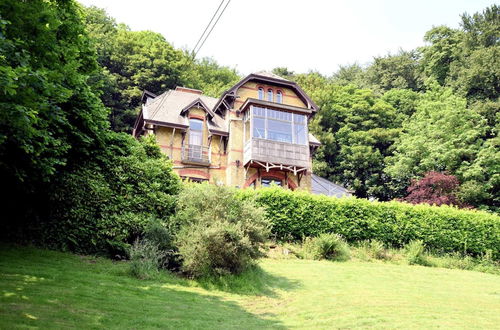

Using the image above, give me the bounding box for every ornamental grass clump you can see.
[405,240,429,266]
[304,233,350,261]
[173,183,270,278]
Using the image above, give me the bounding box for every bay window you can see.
[247,106,308,145]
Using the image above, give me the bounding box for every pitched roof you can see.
[213,72,319,115]
[143,89,227,133]
[253,71,291,82]
[311,174,352,198]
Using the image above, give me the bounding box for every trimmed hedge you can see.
[240,188,500,259]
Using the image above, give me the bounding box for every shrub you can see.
[357,240,388,260]
[173,184,270,278]
[129,239,166,280]
[240,187,500,259]
[143,219,179,270]
[405,240,429,266]
[35,132,180,256]
[303,233,350,261]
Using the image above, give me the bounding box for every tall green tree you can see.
[0,0,108,187]
[386,81,487,194]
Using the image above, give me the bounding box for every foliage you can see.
[405,240,429,266]
[365,49,423,92]
[129,239,166,280]
[356,240,388,260]
[401,171,463,207]
[173,184,270,278]
[82,6,239,133]
[386,82,486,191]
[39,133,180,255]
[240,187,500,259]
[302,233,350,261]
[0,0,108,187]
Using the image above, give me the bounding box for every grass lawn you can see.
[1,245,499,329]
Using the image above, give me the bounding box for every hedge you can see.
[239,187,500,259]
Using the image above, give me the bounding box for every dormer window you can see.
[267,89,273,102]
[258,87,264,100]
[276,91,283,103]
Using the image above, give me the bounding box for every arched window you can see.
[276,91,283,103]
[258,87,264,100]
[267,89,273,102]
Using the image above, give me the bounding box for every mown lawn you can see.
[1,245,499,329]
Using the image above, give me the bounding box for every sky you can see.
[78,0,495,75]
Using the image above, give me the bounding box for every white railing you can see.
[181,144,210,164]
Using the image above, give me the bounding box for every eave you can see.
[238,98,313,115]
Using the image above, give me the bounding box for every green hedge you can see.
[240,188,500,259]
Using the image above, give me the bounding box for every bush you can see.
[357,240,388,260]
[405,240,429,266]
[143,218,179,270]
[33,132,180,256]
[129,239,166,280]
[303,233,350,261]
[173,184,270,278]
[240,187,500,259]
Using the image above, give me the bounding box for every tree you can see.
[0,0,108,187]
[365,50,423,92]
[386,81,487,194]
[400,171,462,207]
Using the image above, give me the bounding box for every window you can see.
[276,91,283,103]
[189,119,203,145]
[262,177,282,187]
[250,106,308,145]
[267,89,273,102]
[258,87,264,100]
[181,176,208,183]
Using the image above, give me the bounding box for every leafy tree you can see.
[365,50,423,92]
[307,83,403,199]
[386,81,486,191]
[0,0,108,188]
[83,6,239,133]
[331,63,369,88]
[181,57,240,97]
[400,171,462,207]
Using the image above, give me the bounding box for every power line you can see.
[193,0,231,59]
[192,0,225,56]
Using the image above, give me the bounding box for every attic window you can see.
[267,89,273,102]
[276,91,283,103]
[258,87,264,100]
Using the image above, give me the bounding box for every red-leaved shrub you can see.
[401,171,465,207]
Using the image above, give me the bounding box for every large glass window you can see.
[189,119,203,145]
[250,106,308,145]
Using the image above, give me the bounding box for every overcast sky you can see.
[78,0,495,75]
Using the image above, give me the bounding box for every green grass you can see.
[1,245,500,329]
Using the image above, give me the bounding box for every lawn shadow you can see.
[191,264,302,298]
[0,246,287,329]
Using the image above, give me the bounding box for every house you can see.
[133,71,324,191]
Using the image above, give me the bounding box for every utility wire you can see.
[193,0,231,58]
[192,0,225,56]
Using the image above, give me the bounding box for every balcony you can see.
[244,138,310,172]
[181,144,210,165]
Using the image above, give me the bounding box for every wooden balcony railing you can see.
[181,144,210,165]
[244,138,310,169]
